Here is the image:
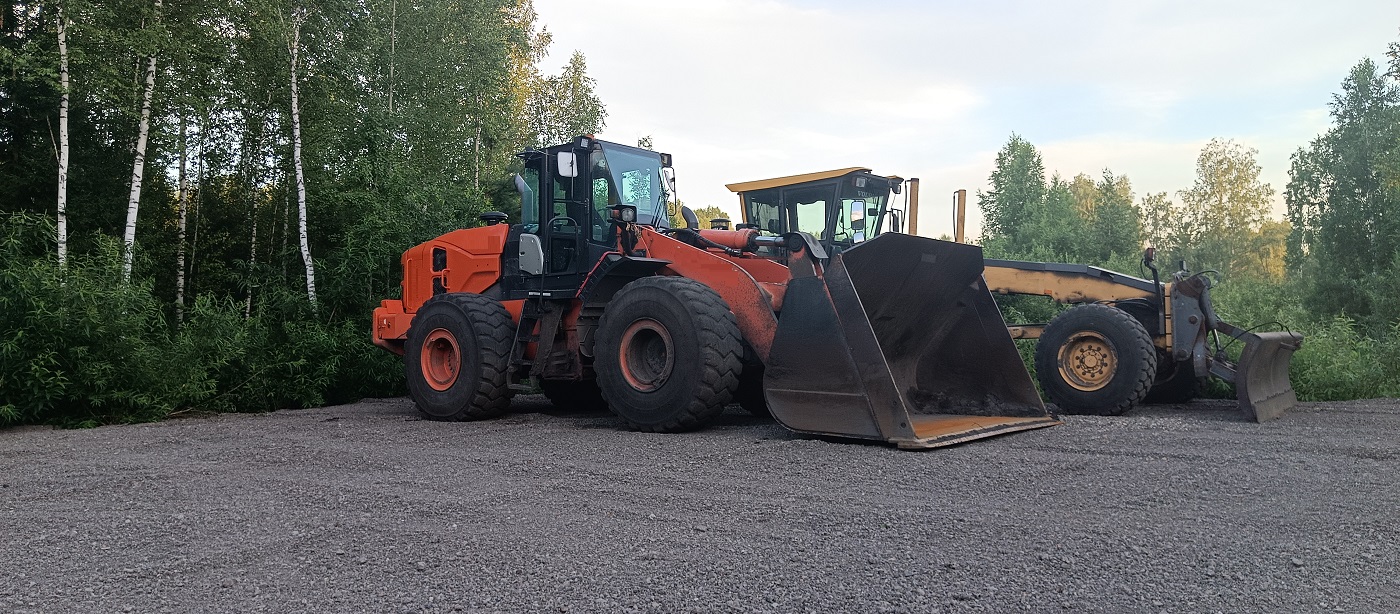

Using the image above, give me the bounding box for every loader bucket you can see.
[763,233,1059,449]
[1235,330,1303,422]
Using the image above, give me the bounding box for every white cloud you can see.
[533,0,1398,234]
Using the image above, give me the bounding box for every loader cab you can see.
[511,136,673,295]
[726,168,901,256]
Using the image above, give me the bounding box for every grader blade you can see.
[1235,330,1303,422]
[763,233,1059,449]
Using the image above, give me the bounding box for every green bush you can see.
[0,214,402,427]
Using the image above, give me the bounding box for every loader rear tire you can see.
[595,277,743,432]
[1144,358,1202,404]
[1035,304,1156,416]
[540,379,609,412]
[404,293,514,421]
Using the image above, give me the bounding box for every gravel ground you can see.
[2,396,1398,613]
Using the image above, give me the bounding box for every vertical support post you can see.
[953,189,967,244]
[906,178,920,236]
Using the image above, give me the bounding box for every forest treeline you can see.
[0,1,1397,425]
[0,0,605,425]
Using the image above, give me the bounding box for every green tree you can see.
[692,205,728,227]
[1176,138,1276,276]
[1287,57,1400,324]
[1138,192,1175,252]
[1087,171,1141,262]
[527,50,606,147]
[977,133,1046,245]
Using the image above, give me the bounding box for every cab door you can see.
[538,152,591,292]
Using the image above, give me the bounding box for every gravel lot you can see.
[2,396,1398,613]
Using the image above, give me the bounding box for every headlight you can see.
[611,204,637,223]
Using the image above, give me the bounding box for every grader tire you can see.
[1035,304,1156,416]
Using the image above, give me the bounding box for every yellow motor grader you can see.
[724,169,1302,421]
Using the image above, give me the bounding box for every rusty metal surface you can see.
[901,414,1060,449]
[764,233,1055,448]
[1237,331,1304,422]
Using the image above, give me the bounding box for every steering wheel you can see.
[548,216,580,233]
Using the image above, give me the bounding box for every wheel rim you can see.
[421,328,461,391]
[618,318,674,393]
[1058,331,1117,391]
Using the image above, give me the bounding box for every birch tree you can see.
[174,117,189,324]
[289,6,317,309]
[55,0,70,269]
[120,0,163,283]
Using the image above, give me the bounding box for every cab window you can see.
[784,185,836,241]
[743,188,781,234]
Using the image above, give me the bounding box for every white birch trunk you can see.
[56,2,70,269]
[189,116,205,294]
[175,117,189,325]
[246,185,258,318]
[120,0,162,283]
[290,11,317,309]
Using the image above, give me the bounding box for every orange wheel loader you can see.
[371,136,1059,448]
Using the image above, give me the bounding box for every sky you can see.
[531,0,1399,238]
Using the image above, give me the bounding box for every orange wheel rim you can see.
[421,328,461,391]
[1057,331,1117,391]
[618,319,674,393]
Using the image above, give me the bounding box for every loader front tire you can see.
[404,293,513,421]
[1035,304,1156,416]
[595,277,743,432]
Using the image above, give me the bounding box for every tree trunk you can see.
[120,0,162,283]
[474,94,482,191]
[290,11,317,310]
[175,116,189,325]
[189,115,206,299]
[387,0,396,115]
[246,195,258,318]
[56,2,70,269]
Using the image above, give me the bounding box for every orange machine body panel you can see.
[401,225,511,310]
[373,225,512,354]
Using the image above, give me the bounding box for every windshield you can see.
[834,180,890,245]
[597,142,671,227]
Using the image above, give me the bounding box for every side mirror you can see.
[661,167,676,194]
[849,199,866,231]
[557,152,578,178]
[519,234,545,275]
